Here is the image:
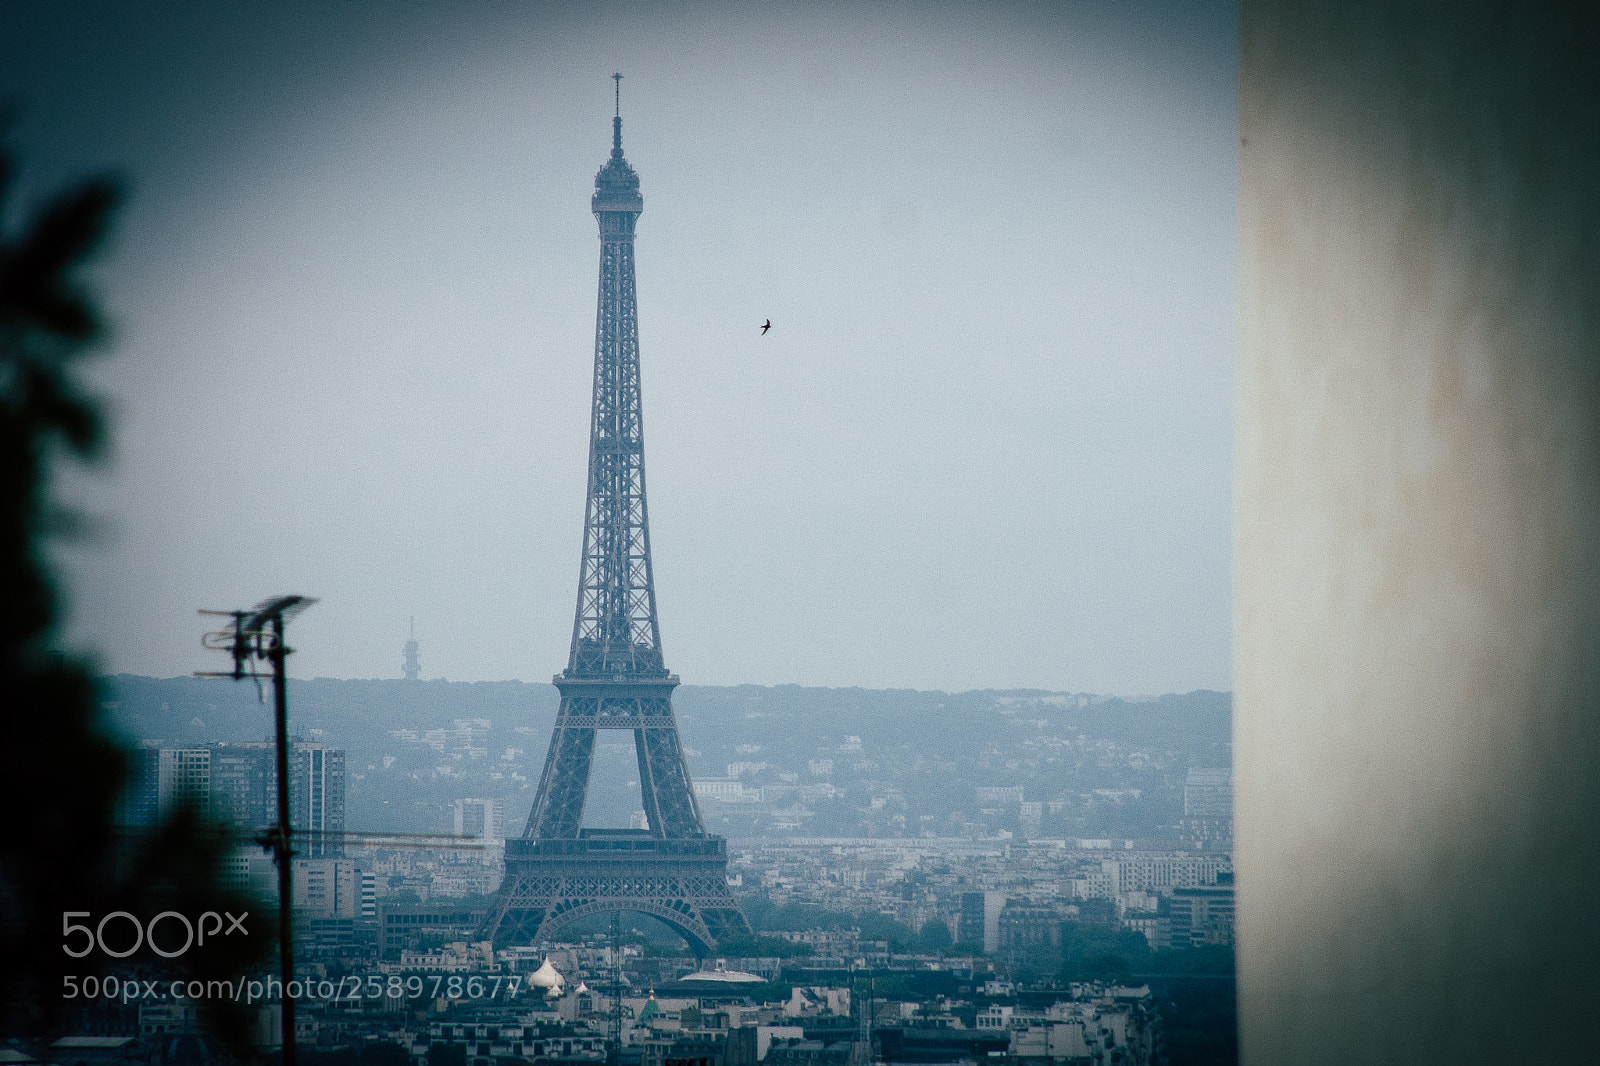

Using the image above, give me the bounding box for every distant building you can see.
[1122,913,1161,948]
[959,890,1006,953]
[121,745,162,826]
[359,870,378,918]
[219,848,276,899]
[158,747,212,815]
[379,902,487,957]
[210,742,272,825]
[1160,882,1235,948]
[453,797,506,842]
[403,617,421,681]
[293,744,346,857]
[693,779,762,803]
[138,1001,197,1039]
[1098,855,1226,896]
[125,742,345,855]
[1180,767,1233,850]
[1183,768,1232,817]
[996,899,1079,960]
[293,857,359,919]
[1002,987,1161,1065]
[975,786,1025,808]
[430,859,503,897]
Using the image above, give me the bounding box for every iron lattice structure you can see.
[482,89,751,956]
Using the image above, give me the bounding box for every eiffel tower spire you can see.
[481,82,750,956]
[569,70,657,680]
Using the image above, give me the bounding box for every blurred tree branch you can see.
[0,129,268,1047]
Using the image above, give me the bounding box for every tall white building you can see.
[292,858,358,919]
[1183,768,1232,817]
[453,797,505,842]
[359,871,377,918]
[294,744,346,857]
[1180,767,1233,850]
[157,748,212,816]
[131,743,346,855]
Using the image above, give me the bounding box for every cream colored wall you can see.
[1236,4,1600,1061]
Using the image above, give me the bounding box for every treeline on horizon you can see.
[99,675,1231,840]
[98,673,1231,755]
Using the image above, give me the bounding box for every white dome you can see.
[529,958,564,989]
[575,982,590,994]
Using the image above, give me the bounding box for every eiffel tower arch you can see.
[481,79,751,957]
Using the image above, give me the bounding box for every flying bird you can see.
[760,319,771,335]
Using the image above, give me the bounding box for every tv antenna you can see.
[197,594,316,1066]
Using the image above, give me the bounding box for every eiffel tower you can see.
[481,78,751,956]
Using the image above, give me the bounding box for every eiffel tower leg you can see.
[479,883,547,949]
[525,723,595,838]
[633,723,702,838]
[680,873,753,949]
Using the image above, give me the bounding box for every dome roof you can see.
[681,969,763,984]
[530,958,564,988]
[638,993,660,1021]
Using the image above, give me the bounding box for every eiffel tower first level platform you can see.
[480,80,751,956]
[485,833,750,956]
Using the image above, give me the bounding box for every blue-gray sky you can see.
[3,0,1236,692]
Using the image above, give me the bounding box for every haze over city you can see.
[2,0,1235,694]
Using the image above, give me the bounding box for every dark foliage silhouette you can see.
[0,133,267,1046]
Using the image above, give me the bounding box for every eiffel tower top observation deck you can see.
[569,72,664,681]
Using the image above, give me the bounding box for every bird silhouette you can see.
[760,319,771,335]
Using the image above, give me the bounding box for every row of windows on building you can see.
[122,742,347,856]
[215,853,381,922]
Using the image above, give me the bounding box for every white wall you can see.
[1237,2,1600,1060]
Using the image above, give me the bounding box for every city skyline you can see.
[2,1,1236,694]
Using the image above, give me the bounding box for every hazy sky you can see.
[3,1,1236,693]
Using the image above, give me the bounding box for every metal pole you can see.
[271,613,296,1066]
[197,595,315,1065]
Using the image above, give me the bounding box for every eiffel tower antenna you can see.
[612,73,624,156]
[482,80,750,956]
